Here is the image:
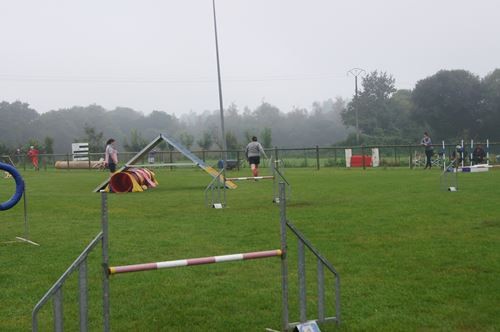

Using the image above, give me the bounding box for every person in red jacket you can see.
[27,146,39,171]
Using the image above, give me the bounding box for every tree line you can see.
[0,99,349,154]
[0,68,498,155]
[341,68,500,145]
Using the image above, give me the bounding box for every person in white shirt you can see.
[420,132,433,170]
[104,138,118,173]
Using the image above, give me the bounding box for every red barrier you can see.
[350,155,372,167]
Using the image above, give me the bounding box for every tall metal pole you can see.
[279,183,289,331]
[101,191,110,332]
[212,0,228,179]
[347,68,365,145]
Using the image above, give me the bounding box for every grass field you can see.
[1,167,499,331]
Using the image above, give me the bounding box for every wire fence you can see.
[7,142,500,171]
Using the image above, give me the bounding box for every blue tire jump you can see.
[0,162,25,211]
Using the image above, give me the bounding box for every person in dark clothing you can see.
[472,144,486,164]
[420,132,433,169]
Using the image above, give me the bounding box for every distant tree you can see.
[309,99,351,145]
[211,126,224,150]
[0,142,10,155]
[283,107,308,145]
[44,136,54,154]
[144,110,183,138]
[252,102,282,125]
[243,130,253,144]
[342,71,396,136]
[123,129,147,152]
[196,131,213,150]
[385,89,424,143]
[260,128,272,148]
[157,141,169,151]
[179,132,194,149]
[79,125,104,153]
[165,143,176,151]
[412,70,481,139]
[25,140,41,152]
[225,131,239,150]
[478,69,500,139]
[0,101,39,148]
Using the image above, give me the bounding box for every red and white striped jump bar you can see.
[109,249,282,275]
[226,176,274,181]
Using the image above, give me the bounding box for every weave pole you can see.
[226,176,274,181]
[109,249,282,275]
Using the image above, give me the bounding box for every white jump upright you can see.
[486,139,490,165]
[461,139,465,168]
[442,141,446,171]
[487,139,490,165]
[470,139,474,166]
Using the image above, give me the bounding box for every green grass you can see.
[1,167,500,331]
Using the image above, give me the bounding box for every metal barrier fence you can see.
[15,142,499,171]
[32,183,340,331]
[31,232,105,331]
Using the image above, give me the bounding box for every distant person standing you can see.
[15,148,22,164]
[105,139,118,173]
[245,136,268,177]
[451,144,464,167]
[27,146,39,171]
[420,132,433,169]
[472,144,486,164]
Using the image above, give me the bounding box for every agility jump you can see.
[0,162,39,246]
[109,249,282,275]
[226,175,275,181]
[33,184,340,331]
[205,157,290,208]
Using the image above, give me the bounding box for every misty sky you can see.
[1,1,499,115]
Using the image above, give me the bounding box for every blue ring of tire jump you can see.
[0,162,25,211]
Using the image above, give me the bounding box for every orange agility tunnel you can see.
[108,168,158,193]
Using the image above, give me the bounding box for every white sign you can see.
[72,143,89,161]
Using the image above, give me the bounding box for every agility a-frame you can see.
[93,133,237,192]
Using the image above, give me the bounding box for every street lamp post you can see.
[347,68,365,144]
